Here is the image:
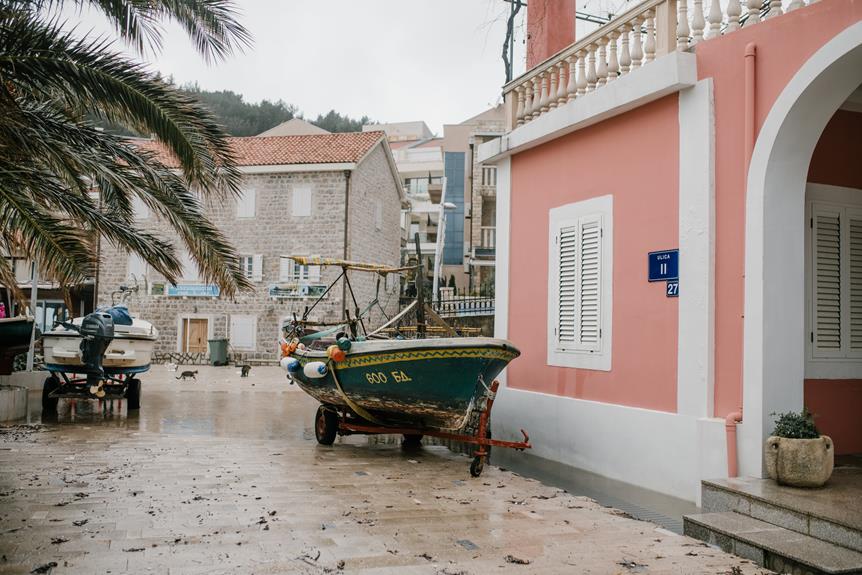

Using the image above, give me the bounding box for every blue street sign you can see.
[666,280,679,297]
[166,284,220,297]
[648,250,679,282]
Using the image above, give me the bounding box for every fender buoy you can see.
[327,345,346,363]
[303,361,328,379]
[280,357,301,373]
[337,337,352,351]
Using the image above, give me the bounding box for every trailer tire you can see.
[470,455,485,477]
[315,405,338,445]
[41,376,60,413]
[126,379,141,410]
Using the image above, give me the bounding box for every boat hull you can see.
[288,338,520,431]
[43,318,158,371]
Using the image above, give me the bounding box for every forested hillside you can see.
[181,85,375,136]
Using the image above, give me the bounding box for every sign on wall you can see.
[167,284,220,297]
[647,250,679,282]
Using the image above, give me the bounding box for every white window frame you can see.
[547,195,613,371]
[239,254,263,282]
[229,314,257,351]
[237,188,256,218]
[279,256,320,283]
[805,183,862,379]
[481,165,497,187]
[292,186,312,217]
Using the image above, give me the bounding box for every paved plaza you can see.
[0,366,769,574]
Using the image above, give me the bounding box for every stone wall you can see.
[98,143,401,361]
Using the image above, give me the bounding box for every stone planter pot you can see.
[765,436,834,487]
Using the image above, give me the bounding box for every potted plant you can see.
[765,409,833,487]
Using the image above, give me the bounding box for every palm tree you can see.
[0,0,254,302]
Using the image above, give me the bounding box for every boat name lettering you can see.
[364,370,413,384]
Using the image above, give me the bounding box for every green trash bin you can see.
[208,338,228,366]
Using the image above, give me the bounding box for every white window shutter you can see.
[557,226,577,347]
[292,186,312,217]
[308,264,321,282]
[127,253,147,281]
[375,200,383,231]
[229,315,257,350]
[237,189,256,218]
[812,208,842,353]
[848,211,862,352]
[181,251,198,281]
[577,215,602,351]
[279,257,292,282]
[132,196,149,220]
[252,254,263,282]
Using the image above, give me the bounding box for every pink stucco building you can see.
[480,0,862,504]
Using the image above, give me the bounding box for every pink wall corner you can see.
[804,379,862,455]
[526,0,577,69]
[694,0,862,418]
[508,96,680,413]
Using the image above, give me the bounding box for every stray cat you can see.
[175,370,198,381]
[239,364,251,378]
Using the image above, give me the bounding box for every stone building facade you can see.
[97,132,403,362]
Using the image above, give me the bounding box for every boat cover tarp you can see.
[97,305,133,326]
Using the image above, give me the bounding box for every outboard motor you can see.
[78,311,114,386]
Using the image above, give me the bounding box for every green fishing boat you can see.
[279,249,530,477]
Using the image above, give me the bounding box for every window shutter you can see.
[252,254,263,282]
[127,253,147,281]
[308,264,321,282]
[557,226,577,347]
[849,212,862,352]
[229,315,257,350]
[577,216,602,351]
[292,187,312,217]
[813,209,842,352]
[375,200,383,231]
[181,251,198,281]
[279,257,292,282]
[132,196,149,220]
[237,189,255,218]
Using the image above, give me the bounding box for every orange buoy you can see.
[327,344,346,362]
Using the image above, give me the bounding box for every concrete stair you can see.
[684,475,862,574]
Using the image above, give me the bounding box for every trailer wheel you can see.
[470,455,485,477]
[315,406,338,445]
[401,434,423,448]
[41,376,60,413]
[126,379,141,410]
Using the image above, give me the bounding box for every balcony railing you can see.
[505,0,807,129]
[480,226,496,249]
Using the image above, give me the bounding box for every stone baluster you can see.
[644,11,656,63]
[566,55,578,100]
[515,86,526,126]
[576,50,588,95]
[630,18,644,69]
[744,0,760,26]
[691,0,706,44]
[607,31,619,82]
[556,61,568,105]
[726,0,741,31]
[596,39,608,87]
[539,71,551,113]
[548,68,558,110]
[787,0,805,11]
[706,0,723,39]
[619,26,632,76]
[765,0,782,18]
[523,80,534,122]
[530,76,541,119]
[677,0,691,49]
[586,44,598,92]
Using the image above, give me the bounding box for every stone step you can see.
[702,477,862,553]
[684,512,862,575]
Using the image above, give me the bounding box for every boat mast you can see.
[413,233,426,338]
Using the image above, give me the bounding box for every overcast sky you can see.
[66,1,630,134]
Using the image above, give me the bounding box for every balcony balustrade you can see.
[480,226,497,250]
[505,0,810,129]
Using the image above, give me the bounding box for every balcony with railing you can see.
[504,0,807,129]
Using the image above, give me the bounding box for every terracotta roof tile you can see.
[136,131,386,168]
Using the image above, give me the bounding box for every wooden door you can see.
[182,318,208,353]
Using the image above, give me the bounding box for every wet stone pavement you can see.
[0,366,770,574]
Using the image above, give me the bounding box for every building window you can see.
[239,255,263,282]
[127,253,147,282]
[810,202,862,359]
[132,196,150,220]
[292,186,312,217]
[237,188,256,218]
[374,199,383,231]
[481,165,497,187]
[547,195,613,371]
[279,256,320,283]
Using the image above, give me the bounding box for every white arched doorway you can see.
[740,21,862,477]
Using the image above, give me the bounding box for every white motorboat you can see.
[43,315,158,371]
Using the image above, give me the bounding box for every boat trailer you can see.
[319,379,531,477]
